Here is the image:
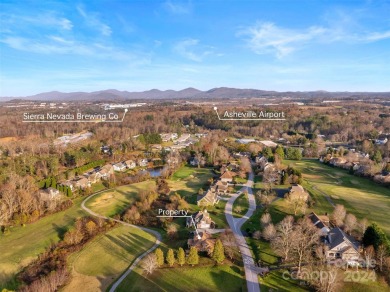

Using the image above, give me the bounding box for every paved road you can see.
[225,171,261,292]
[81,191,161,292]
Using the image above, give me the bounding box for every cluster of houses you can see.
[321,151,390,184]
[197,167,237,206]
[159,133,203,151]
[60,158,149,191]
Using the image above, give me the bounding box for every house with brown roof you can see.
[98,164,114,179]
[329,157,348,167]
[74,177,91,189]
[212,180,229,194]
[197,189,218,206]
[220,170,235,183]
[187,231,215,253]
[285,184,309,201]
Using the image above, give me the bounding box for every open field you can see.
[285,159,390,236]
[85,180,156,217]
[115,262,246,292]
[0,198,87,289]
[64,225,155,292]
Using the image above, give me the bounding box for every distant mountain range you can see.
[1,87,390,102]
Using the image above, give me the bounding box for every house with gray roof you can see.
[325,227,361,262]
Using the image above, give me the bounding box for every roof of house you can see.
[327,227,359,252]
[187,231,215,251]
[308,212,329,229]
[259,140,278,147]
[198,190,217,204]
[220,170,235,179]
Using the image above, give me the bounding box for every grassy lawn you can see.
[116,262,246,292]
[207,200,228,229]
[285,159,390,236]
[232,193,249,218]
[85,180,156,217]
[64,225,156,292]
[168,166,215,205]
[0,198,87,289]
[234,177,247,184]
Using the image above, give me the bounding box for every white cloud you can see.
[76,5,112,36]
[238,22,326,58]
[239,21,390,58]
[173,39,214,62]
[1,13,73,30]
[163,0,191,14]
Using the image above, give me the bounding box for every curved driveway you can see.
[81,191,161,292]
[225,171,260,292]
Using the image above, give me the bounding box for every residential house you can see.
[325,227,361,262]
[220,170,235,183]
[187,231,215,253]
[285,184,309,201]
[236,138,257,144]
[211,180,229,195]
[74,177,91,189]
[263,162,276,172]
[61,180,74,191]
[375,137,388,145]
[186,210,215,229]
[176,134,191,144]
[39,187,61,200]
[190,157,199,166]
[138,158,148,167]
[100,145,111,154]
[113,162,127,172]
[329,157,347,167]
[197,189,218,206]
[259,140,278,148]
[88,172,102,184]
[308,212,330,236]
[125,159,136,169]
[160,133,178,142]
[98,164,114,180]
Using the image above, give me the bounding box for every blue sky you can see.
[1,0,390,96]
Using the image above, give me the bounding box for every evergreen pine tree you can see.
[186,247,199,266]
[166,248,175,267]
[177,247,186,266]
[155,248,164,266]
[51,177,57,189]
[212,239,225,264]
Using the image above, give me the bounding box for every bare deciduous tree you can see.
[260,213,272,228]
[221,229,237,260]
[376,244,388,272]
[344,213,357,234]
[262,223,276,241]
[271,215,294,261]
[291,218,319,275]
[142,254,158,275]
[332,204,346,226]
